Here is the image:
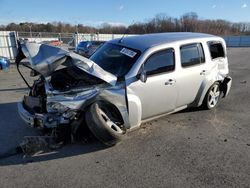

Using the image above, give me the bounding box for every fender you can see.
[126,91,142,130]
[98,87,131,129]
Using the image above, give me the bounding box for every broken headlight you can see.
[47,102,68,113]
[62,110,77,119]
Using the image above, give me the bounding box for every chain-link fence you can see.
[16,32,135,49]
[1,31,250,60]
[0,31,136,59]
[17,32,75,47]
[224,36,250,47]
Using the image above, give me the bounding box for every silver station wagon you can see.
[17,32,232,146]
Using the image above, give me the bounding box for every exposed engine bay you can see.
[50,66,106,91]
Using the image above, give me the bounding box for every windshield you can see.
[90,43,141,77]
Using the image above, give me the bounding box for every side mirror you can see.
[139,71,147,83]
[0,57,10,70]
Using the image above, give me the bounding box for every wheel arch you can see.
[193,78,223,107]
[95,100,125,125]
[83,98,129,129]
[85,101,126,146]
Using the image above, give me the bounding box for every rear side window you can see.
[144,49,175,76]
[208,42,225,59]
[180,43,205,67]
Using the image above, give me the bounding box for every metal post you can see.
[14,31,19,59]
[75,24,79,34]
[29,25,32,39]
[74,33,78,48]
[25,24,32,41]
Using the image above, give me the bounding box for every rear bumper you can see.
[222,76,232,97]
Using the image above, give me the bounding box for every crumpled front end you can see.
[18,101,71,128]
[18,88,99,129]
[17,76,78,129]
[16,42,129,131]
[18,81,128,130]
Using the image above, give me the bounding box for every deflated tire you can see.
[85,102,126,146]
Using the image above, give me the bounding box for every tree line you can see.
[1,12,250,36]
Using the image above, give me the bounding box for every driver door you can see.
[127,48,178,120]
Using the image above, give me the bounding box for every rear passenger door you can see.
[176,43,207,107]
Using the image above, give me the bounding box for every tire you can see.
[203,82,221,110]
[85,102,126,146]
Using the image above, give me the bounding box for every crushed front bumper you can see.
[17,102,68,128]
[17,102,35,127]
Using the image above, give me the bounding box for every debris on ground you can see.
[0,124,94,159]
[240,80,247,84]
[20,136,63,156]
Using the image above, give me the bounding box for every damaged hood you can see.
[19,42,117,86]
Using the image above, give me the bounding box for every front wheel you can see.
[85,102,126,146]
[203,82,221,110]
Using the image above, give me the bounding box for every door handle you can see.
[165,79,176,85]
[200,70,206,75]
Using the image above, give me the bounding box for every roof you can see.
[110,32,216,52]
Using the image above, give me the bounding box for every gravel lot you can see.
[0,48,249,188]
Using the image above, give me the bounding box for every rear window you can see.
[208,42,225,59]
[180,43,205,67]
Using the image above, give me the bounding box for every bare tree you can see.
[2,12,250,35]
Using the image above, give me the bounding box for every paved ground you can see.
[0,48,249,188]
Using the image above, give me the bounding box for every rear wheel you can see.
[203,82,221,110]
[85,102,126,146]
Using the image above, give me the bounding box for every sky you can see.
[0,0,249,26]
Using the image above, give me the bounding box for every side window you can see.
[208,42,225,60]
[180,43,205,67]
[144,49,175,76]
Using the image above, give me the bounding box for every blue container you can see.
[0,57,10,70]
